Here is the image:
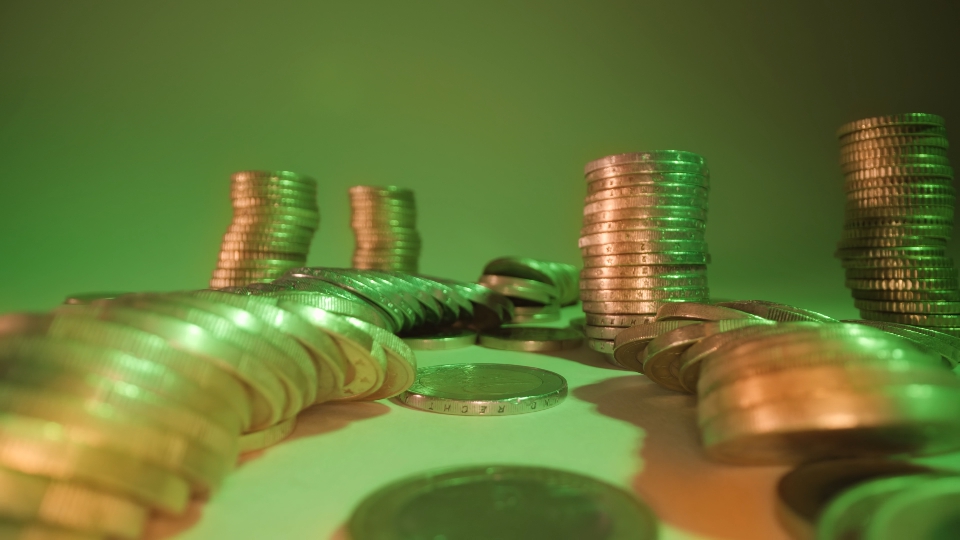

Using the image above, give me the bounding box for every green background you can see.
[2,0,959,318]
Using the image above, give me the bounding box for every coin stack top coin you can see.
[210,171,319,289]
[579,151,711,356]
[349,185,421,274]
[835,114,960,336]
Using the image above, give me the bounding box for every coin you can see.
[655,302,763,322]
[587,338,616,354]
[642,319,775,392]
[777,458,936,540]
[401,329,477,351]
[612,320,703,373]
[478,327,583,352]
[63,292,125,305]
[713,300,837,323]
[396,364,567,416]
[836,113,946,137]
[863,475,960,540]
[238,417,298,453]
[817,474,942,540]
[348,465,658,540]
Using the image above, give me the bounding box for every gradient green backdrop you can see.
[2,0,959,319]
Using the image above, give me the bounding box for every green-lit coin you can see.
[817,474,942,540]
[776,458,935,540]
[401,329,477,351]
[348,465,658,540]
[395,363,566,416]
[864,475,960,540]
[478,327,583,352]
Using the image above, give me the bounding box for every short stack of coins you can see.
[836,113,960,336]
[210,171,319,289]
[579,151,711,356]
[479,257,579,324]
[349,185,421,273]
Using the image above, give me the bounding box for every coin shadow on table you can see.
[145,402,391,540]
[539,344,626,371]
[574,376,789,540]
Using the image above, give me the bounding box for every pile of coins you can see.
[210,171,320,289]
[479,257,579,324]
[835,113,960,335]
[349,186,421,273]
[579,151,711,356]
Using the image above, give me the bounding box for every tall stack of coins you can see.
[835,114,960,335]
[210,171,319,289]
[349,186,421,273]
[695,323,960,465]
[579,151,711,355]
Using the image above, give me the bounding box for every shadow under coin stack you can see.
[211,171,319,289]
[836,114,960,336]
[349,186,421,274]
[579,151,711,357]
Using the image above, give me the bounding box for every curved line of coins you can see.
[0,268,529,539]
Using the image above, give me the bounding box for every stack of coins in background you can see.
[210,171,319,289]
[478,257,579,324]
[579,151,711,356]
[835,114,960,335]
[349,186,421,274]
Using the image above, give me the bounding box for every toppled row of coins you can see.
[606,299,960,467]
[0,263,591,540]
[578,151,711,355]
[835,113,960,333]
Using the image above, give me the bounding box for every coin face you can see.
[396,364,567,416]
[347,465,658,540]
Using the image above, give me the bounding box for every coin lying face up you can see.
[395,363,567,416]
[347,465,658,540]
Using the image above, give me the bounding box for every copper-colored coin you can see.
[582,253,710,267]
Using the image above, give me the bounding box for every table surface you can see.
[142,305,960,540]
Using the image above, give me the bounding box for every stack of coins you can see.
[479,257,579,324]
[696,323,960,465]
[211,171,319,289]
[349,186,421,273]
[835,114,960,335]
[579,151,711,355]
